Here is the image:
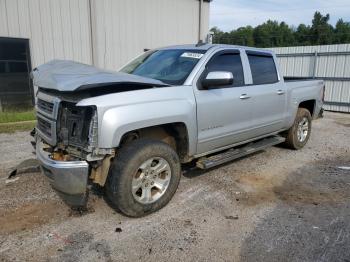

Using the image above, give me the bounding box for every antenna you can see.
[196,40,206,47]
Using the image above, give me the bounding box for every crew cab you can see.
[33,44,324,217]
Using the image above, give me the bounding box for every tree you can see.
[210,11,350,47]
[253,20,294,47]
[253,20,278,47]
[210,27,225,44]
[310,12,333,45]
[278,22,295,47]
[295,24,312,46]
[231,26,254,46]
[333,19,350,44]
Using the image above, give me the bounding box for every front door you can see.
[194,50,255,154]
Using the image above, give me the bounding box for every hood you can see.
[32,60,169,92]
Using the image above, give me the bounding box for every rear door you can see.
[244,51,286,136]
[194,50,255,154]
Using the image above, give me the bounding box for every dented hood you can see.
[32,60,169,92]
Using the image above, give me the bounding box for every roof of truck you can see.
[160,44,275,54]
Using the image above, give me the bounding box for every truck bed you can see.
[284,77,324,89]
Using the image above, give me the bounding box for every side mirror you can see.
[202,71,234,89]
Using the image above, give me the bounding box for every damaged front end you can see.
[35,91,114,207]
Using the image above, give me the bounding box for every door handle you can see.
[240,94,251,100]
[277,90,285,95]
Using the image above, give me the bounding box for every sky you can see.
[210,0,350,31]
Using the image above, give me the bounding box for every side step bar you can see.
[196,135,285,169]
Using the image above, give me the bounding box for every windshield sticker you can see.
[181,52,204,59]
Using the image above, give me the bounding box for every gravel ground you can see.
[0,111,349,262]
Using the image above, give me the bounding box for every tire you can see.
[105,139,181,217]
[283,108,312,150]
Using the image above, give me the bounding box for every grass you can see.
[0,121,36,134]
[0,109,36,133]
[0,109,36,123]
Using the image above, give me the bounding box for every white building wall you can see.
[91,0,210,70]
[0,0,92,68]
[0,0,210,70]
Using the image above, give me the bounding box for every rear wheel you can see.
[283,108,312,150]
[105,139,181,217]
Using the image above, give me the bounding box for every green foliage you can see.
[0,109,36,133]
[295,24,312,46]
[211,11,350,47]
[0,121,36,134]
[334,19,350,44]
[310,12,333,45]
[0,109,36,124]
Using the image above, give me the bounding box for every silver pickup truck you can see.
[33,44,324,217]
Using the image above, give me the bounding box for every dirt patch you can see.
[56,231,112,262]
[332,115,350,127]
[336,122,350,128]
[273,184,338,205]
[233,159,350,207]
[234,174,277,206]
[0,201,67,235]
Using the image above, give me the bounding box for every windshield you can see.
[120,49,206,85]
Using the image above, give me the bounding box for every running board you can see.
[196,135,285,169]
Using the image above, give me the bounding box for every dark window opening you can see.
[0,37,33,111]
[206,52,244,87]
[247,53,278,85]
[0,62,5,73]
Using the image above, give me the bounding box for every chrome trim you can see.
[36,113,57,145]
[36,91,61,145]
[36,92,61,119]
[206,71,233,81]
[36,139,89,196]
[239,94,251,100]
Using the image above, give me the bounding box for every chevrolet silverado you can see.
[33,44,324,217]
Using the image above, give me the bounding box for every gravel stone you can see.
[0,112,349,261]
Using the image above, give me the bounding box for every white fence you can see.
[270,44,350,113]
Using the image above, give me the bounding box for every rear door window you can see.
[206,52,244,87]
[247,52,278,85]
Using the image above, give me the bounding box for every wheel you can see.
[283,108,312,150]
[105,139,181,217]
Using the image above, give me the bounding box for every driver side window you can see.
[206,52,244,87]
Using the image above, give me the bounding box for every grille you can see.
[36,92,60,145]
[37,116,52,138]
[37,98,54,115]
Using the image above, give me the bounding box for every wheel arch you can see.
[298,99,316,117]
[119,122,192,163]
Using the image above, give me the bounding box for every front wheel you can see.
[105,139,181,217]
[283,108,312,150]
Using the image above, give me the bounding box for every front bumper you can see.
[36,140,89,207]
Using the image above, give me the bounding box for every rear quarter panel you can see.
[284,80,324,128]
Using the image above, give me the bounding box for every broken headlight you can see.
[88,109,98,149]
